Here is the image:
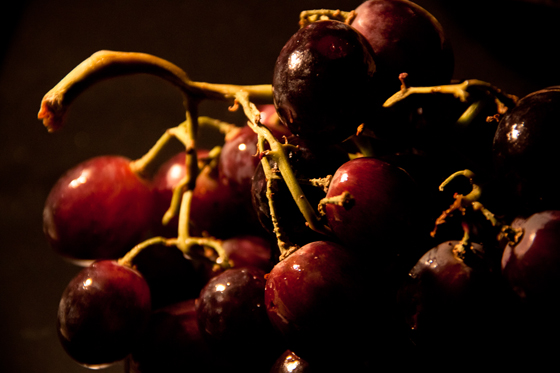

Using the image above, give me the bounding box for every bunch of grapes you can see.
[38,1,560,371]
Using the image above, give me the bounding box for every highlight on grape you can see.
[38,1,558,371]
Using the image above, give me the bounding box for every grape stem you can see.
[37,50,272,133]
[118,236,177,268]
[38,50,260,270]
[234,91,332,259]
[432,169,524,247]
[383,79,518,111]
[432,169,482,237]
[306,175,332,193]
[299,9,356,27]
[161,146,222,226]
[318,191,354,216]
[453,222,472,261]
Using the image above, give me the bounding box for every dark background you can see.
[1,0,559,372]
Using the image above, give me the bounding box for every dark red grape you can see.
[399,240,513,355]
[57,260,151,368]
[502,210,560,306]
[351,0,454,99]
[324,156,424,263]
[43,156,154,264]
[196,266,284,371]
[500,210,560,357]
[264,241,381,368]
[272,20,377,144]
[493,86,560,216]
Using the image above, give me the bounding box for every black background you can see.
[1,0,559,372]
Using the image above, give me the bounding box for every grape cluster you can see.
[38,0,560,371]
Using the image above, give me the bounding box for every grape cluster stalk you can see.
[37,1,560,371]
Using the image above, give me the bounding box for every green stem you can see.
[299,9,355,27]
[37,50,253,271]
[184,237,231,270]
[234,91,331,258]
[176,189,193,250]
[38,50,272,132]
[163,174,188,225]
[198,116,240,138]
[351,134,376,157]
[118,236,177,268]
[453,223,471,261]
[129,124,180,177]
[383,79,518,111]
[439,169,481,202]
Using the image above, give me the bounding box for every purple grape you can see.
[272,20,377,144]
[57,260,151,368]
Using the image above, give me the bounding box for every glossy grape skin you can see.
[502,210,560,305]
[43,156,154,264]
[324,156,423,263]
[196,266,284,370]
[351,0,453,100]
[399,240,512,355]
[492,87,560,216]
[500,210,560,356]
[272,20,377,144]
[57,260,151,368]
[264,241,383,368]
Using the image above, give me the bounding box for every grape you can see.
[324,156,425,264]
[43,155,154,264]
[493,86,560,216]
[502,210,560,307]
[35,2,560,370]
[399,241,514,355]
[264,241,379,368]
[196,266,284,371]
[57,260,151,368]
[272,20,377,144]
[500,210,560,357]
[351,0,454,99]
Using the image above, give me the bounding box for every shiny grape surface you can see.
[272,20,377,144]
[43,156,154,264]
[57,261,151,368]
[33,1,560,371]
[493,86,560,216]
[351,0,454,97]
